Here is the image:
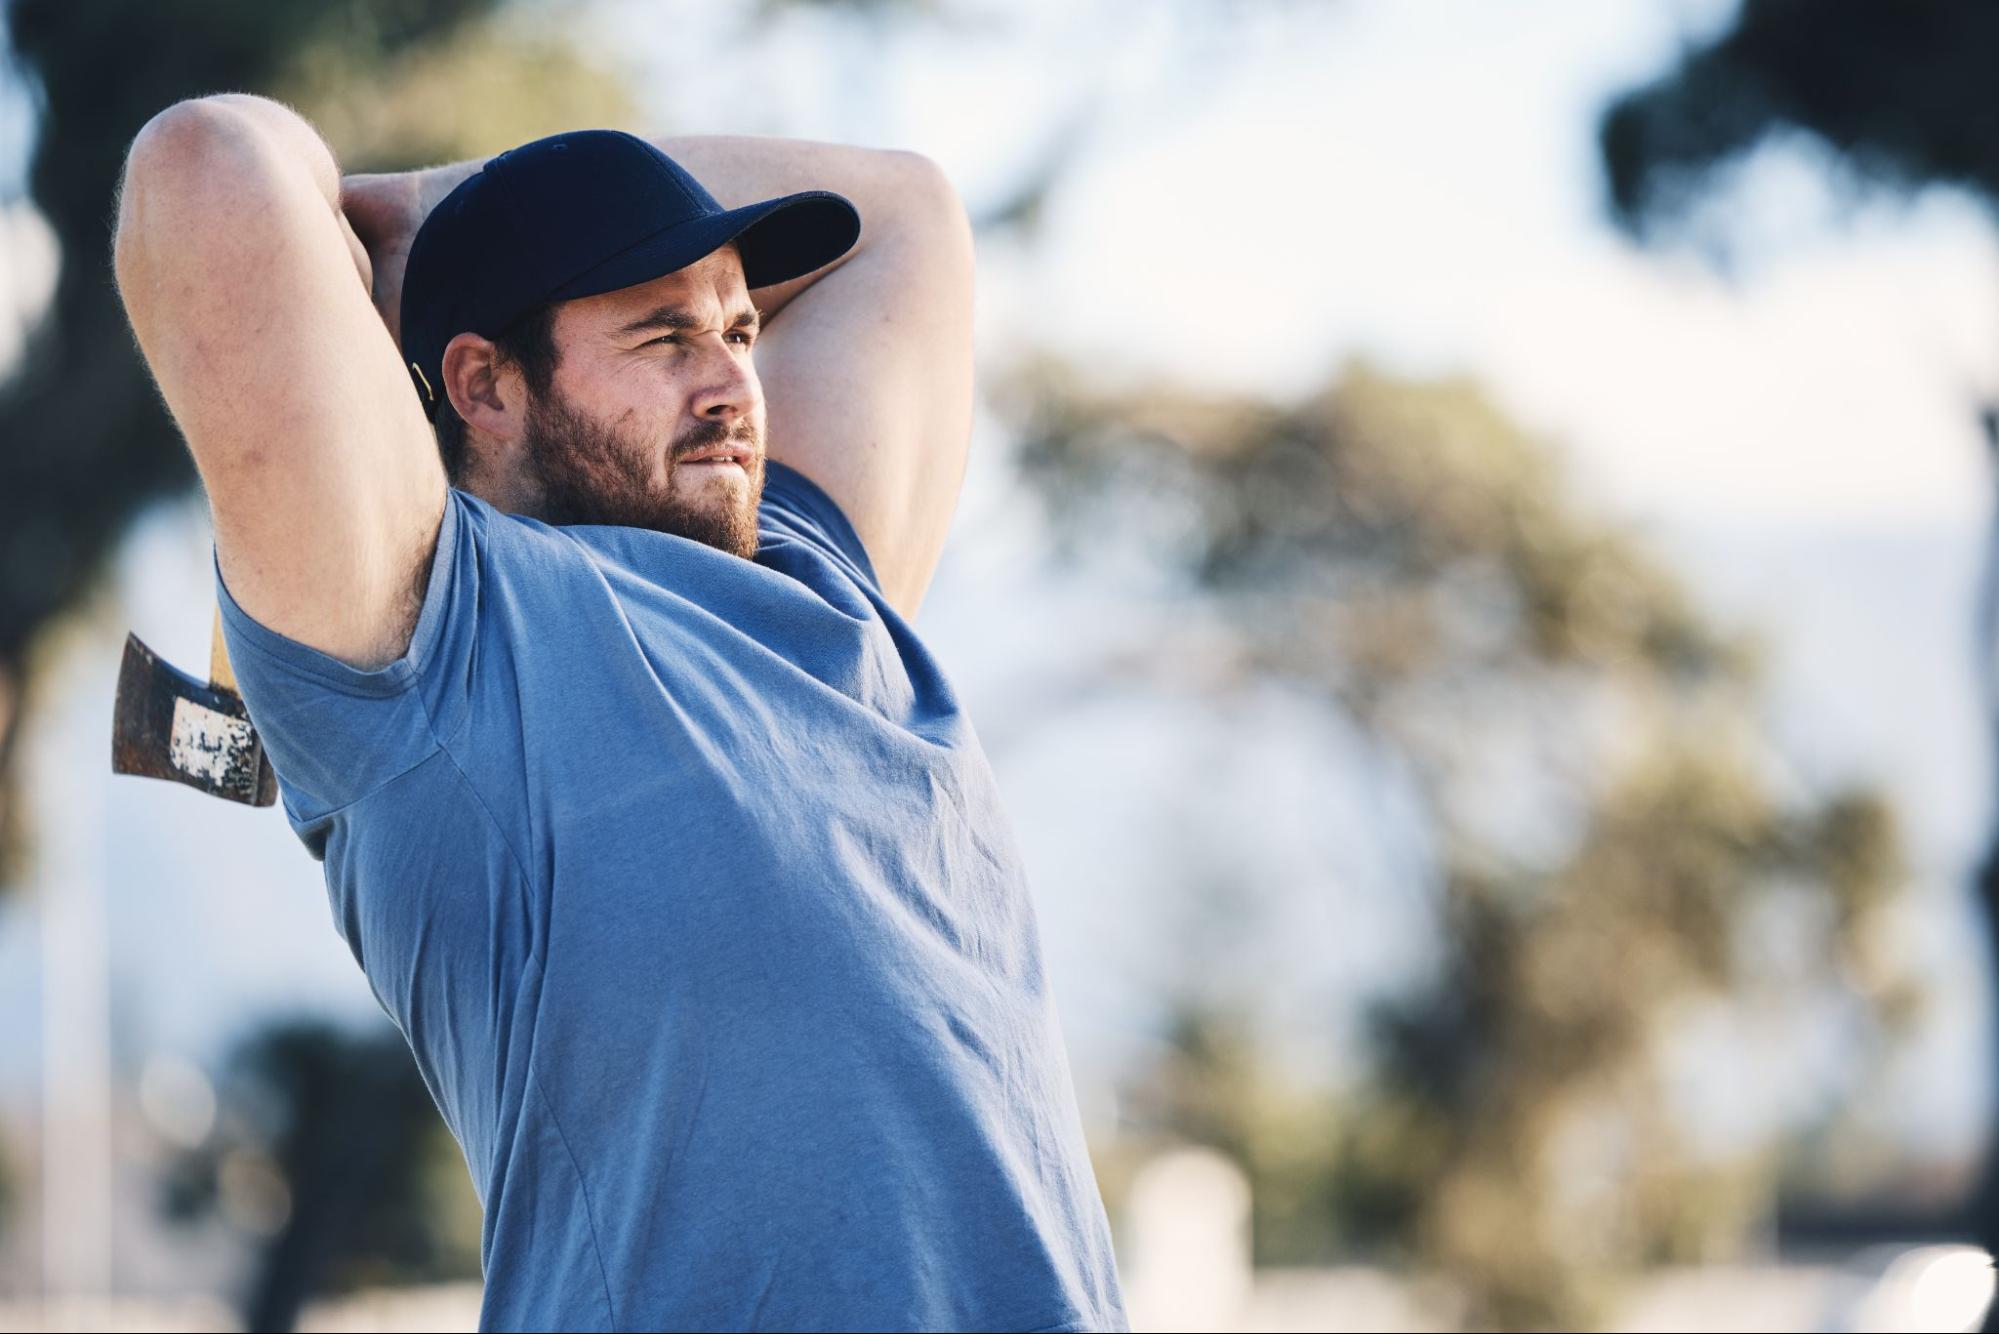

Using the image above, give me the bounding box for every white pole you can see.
[37,650,114,1330]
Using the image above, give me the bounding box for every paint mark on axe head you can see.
[112,634,277,806]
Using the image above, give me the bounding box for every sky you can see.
[1016,0,1999,531]
[2,0,1996,1194]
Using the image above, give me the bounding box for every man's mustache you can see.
[673,419,762,462]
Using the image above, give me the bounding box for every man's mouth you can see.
[679,442,754,471]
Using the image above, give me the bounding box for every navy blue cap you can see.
[399,129,862,419]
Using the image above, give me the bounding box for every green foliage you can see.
[1600,0,1999,242]
[1005,359,1915,1328]
[279,10,637,171]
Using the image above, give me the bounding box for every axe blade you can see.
[112,633,278,807]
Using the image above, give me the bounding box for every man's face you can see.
[517,245,767,559]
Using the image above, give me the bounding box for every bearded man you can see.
[112,95,1127,1333]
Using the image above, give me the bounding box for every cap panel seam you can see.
[646,150,701,212]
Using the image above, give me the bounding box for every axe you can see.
[112,608,277,806]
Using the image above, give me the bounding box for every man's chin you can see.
[651,477,762,558]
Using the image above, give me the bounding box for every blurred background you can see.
[4,0,1999,1329]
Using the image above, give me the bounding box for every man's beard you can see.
[520,383,765,559]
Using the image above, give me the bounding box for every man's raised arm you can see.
[115,95,447,670]
[662,137,976,619]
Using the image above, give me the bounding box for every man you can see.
[113,94,1128,1333]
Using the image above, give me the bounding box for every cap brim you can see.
[546,190,862,302]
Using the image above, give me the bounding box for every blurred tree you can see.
[0,0,632,882]
[1005,360,1916,1328]
[160,1018,482,1331]
[1597,3,1999,1320]
[1599,0,1999,250]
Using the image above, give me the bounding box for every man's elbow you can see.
[885,151,968,220]
[115,96,300,288]
[878,151,974,269]
[123,96,270,193]
[118,99,251,241]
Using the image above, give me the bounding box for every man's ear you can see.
[441,331,526,443]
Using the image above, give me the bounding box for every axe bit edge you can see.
[112,623,278,808]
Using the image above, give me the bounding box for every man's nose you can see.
[690,343,758,422]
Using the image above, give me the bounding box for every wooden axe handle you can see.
[209,605,238,693]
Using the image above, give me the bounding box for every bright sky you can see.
[1035,0,1999,531]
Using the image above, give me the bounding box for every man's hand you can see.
[340,163,479,347]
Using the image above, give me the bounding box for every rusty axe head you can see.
[112,610,277,807]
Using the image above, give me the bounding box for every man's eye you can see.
[729,331,754,346]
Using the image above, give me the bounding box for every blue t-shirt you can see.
[214,461,1128,1333]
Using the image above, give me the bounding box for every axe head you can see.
[112,633,278,807]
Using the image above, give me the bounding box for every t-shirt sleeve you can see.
[757,459,884,597]
[213,486,482,818]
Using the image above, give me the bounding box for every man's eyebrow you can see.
[615,304,763,337]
